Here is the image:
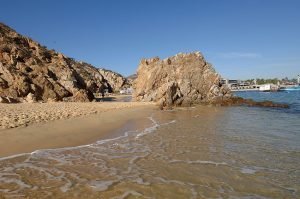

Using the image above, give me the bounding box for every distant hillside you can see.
[0,23,127,102]
[126,74,137,86]
[98,68,131,92]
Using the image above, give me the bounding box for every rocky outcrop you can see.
[0,96,18,103]
[211,96,289,108]
[0,23,118,102]
[98,68,130,92]
[0,96,9,103]
[133,52,231,108]
[25,92,36,103]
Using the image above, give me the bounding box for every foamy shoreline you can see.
[0,101,156,157]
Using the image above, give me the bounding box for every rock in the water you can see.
[133,52,231,107]
[211,96,289,108]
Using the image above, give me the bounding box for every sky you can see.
[1,0,299,79]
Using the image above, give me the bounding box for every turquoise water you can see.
[235,90,300,113]
[233,90,300,155]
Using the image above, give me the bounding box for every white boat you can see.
[259,84,279,92]
[280,85,300,91]
[259,84,270,91]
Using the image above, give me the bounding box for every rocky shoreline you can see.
[1,22,289,114]
[210,96,289,108]
[132,52,289,110]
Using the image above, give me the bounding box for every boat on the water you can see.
[258,84,279,92]
[280,85,300,91]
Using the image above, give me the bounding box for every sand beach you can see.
[0,101,155,157]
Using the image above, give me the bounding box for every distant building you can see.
[228,79,238,84]
[221,78,258,91]
[254,79,257,85]
[221,79,239,88]
[220,79,228,85]
[238,81,250,86]
[119,87,133,94]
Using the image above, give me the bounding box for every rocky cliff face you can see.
[0,23,123,102]
[133,52,231,107]
[126,74,137,86]
[98,68,130,92]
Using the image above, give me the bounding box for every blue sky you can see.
[1,0,299,79]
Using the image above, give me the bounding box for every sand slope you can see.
[0,102,155,157]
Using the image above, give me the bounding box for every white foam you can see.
[0,114,178,196]
[162,120,176,126]
[169,159,227,166]
[240,168,256,174]
[188,160,227,166]
[95,130,137,145]
[0,177,31,192]
[112,190,143,199]
[0,114,175,163]
[129,154,149,165]
[135,116,176,139]
[135,178,150,186]
[154,177,186,186]
[135,116,159,139]
[60,179,72,192]
[0,130,137,163]
[89,180,115,191]
[0,152,31,162]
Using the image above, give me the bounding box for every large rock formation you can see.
[98,68,130,92]
[133,52,231,107]
[0,23,124,102]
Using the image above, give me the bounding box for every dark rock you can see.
[0,96,19,103]
[0,96,9,103]
[71,89,94,102]
[211,96,289,108]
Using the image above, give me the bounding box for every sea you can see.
[0,91,299,198]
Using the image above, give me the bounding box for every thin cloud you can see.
[218,52,261,59]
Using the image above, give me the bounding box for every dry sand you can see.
[0,101,156,157]
[0,101,153,129]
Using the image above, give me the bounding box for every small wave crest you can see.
[169,159,227,166]
[135,115,176,139]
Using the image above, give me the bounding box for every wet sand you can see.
[0,102,156,158]
[0,105,299,198]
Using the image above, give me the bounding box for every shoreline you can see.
[0,102,156,158]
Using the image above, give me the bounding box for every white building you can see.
[119,87,133,94]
